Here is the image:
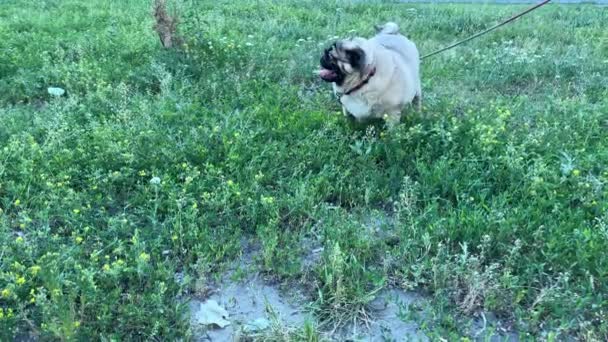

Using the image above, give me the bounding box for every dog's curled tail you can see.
[375,22,400,35]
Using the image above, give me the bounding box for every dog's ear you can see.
[345,47,365,69]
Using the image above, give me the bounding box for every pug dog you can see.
[318,22,421,126]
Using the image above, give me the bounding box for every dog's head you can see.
[318,39,368,86]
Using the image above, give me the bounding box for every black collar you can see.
[343,67,376,96]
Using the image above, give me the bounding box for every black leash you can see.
[421,0,552,60]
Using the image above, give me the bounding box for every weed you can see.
[153,0,183,49]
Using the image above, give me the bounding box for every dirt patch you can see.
[190,274,308,341]
[188,234,430,341]
[188,226,518,341]
[469,312,520,342]
[190,281,429,341]
[333,288,428,342]
[189,241,309,341]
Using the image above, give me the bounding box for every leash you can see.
[421,0,552,60]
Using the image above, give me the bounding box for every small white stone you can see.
[47,87,65,97]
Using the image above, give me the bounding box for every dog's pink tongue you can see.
[319,69,336,78]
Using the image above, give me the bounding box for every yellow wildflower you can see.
[138,252,150,263]
[572,169,581,176]
[254,172,264,181]
[16,276,26,286]
[29,265,41,276]
[261,196,275,205]
[1,288,10,298]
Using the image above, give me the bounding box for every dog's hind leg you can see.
[413,87,422,112]
[413,94,422,112]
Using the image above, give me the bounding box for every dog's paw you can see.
[342,107,349,117]
[383,112,401,129]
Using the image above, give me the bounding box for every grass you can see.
[0,0,607,340]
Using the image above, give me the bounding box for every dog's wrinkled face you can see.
[319,40,365,86]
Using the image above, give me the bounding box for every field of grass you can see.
[1,0,607,340]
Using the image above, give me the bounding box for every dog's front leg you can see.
[384,111,401,129]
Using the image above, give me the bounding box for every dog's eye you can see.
[345,48,364,68]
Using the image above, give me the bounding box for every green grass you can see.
[1,0,607,340]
